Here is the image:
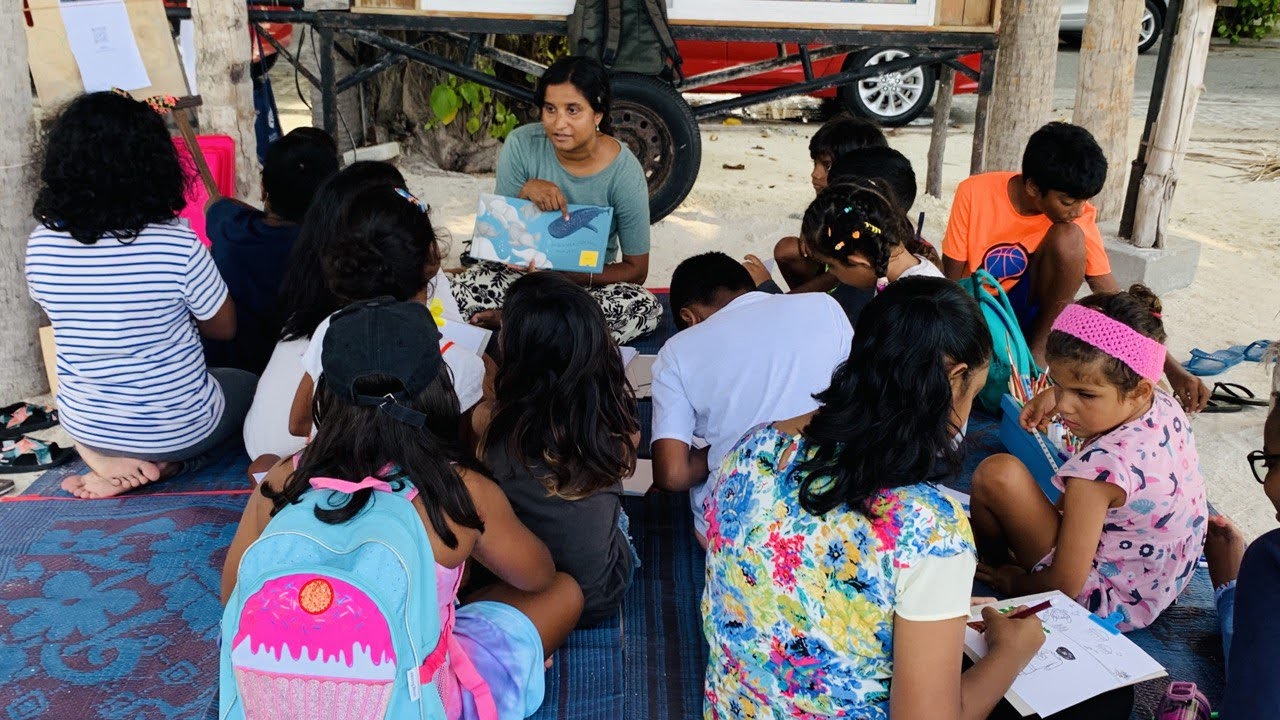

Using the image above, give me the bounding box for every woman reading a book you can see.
[452,55,663,344]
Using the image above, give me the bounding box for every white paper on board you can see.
[178,19,198,95]
[59,0,152,93]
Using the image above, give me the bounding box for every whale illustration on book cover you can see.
[469,193,611,273]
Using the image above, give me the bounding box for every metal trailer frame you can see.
[169,2,1000,217]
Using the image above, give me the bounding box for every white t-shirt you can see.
[651,291,853,537]
[302,313,484,414]
[897,254,946,280]
[241,269,468,460]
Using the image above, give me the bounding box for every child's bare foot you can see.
[77,444,161,488]
[1205,515,1247,589]
[58,471,130,499]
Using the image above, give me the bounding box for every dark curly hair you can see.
[797,277,992,517]
[33,92,189,245]
[802,181,922,279]
[1047,285,1166,393]
[536,56,614,135]
[808,112,888,161]
[321,184,440,305]
[1022,121,1108,200]
[278,162,413,341]
[482,273,638,500]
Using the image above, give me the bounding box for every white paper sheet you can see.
[59,0,152,92]
[177,19,198,95]
[623,458,653,497]
[624,353,656,399]
[965,592,1165,717]
[439,320,492,357]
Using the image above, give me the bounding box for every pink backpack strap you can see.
[308,475,419,502]
[418,619,499,720]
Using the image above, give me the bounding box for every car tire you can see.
[838,48,937,128]
[1138,0,1164,55]
[609,73,702,223]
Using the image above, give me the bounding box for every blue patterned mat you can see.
[21,439,253,498]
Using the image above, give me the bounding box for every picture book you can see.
[470,193,612,274]
[965,591,1165,717]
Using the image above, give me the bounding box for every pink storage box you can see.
[173,135,236,246]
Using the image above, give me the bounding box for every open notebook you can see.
[965,591,1166,717]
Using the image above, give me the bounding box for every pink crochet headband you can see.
[1051,304,1166,383]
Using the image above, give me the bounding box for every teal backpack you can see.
[960,269,1040,414]
[219,473,486,720]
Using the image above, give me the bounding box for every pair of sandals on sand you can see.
[1182,340,1274,414]
[0,403,76,492]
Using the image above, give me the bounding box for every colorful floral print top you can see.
[702,424,976,719]
[1048,390,1208,631]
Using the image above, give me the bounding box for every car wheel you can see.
[609,73,702,223]
[838,48,937,128]
[1138,0,1164,54]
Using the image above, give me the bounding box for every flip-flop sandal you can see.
[1201,398,1244,414]
[1211,382,1269,407]
[0,402,59,440]
[1183,348,1245,377]
[1228,340,1273,363]
[0,436,77,474]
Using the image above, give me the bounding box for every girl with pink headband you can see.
[968,285,1208,631]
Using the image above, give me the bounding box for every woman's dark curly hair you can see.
[482,272,638,500]
[1047,284,1167,394]
[279,161,411,341]
[320,184,440,305]
[33,92,188,245]
[797,277,991,517]
[802,181,926,279]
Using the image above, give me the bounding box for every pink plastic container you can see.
[172,135,236,247]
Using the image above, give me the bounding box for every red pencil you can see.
[966,599,1054,632]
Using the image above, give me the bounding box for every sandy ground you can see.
[12,96,1279,544]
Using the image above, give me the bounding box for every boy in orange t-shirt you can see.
[942,122,1208,411]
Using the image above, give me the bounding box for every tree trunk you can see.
[984,0,1064,172]
[927,66,956,199]
[1073,0,1145,221]
[299,0,365,153]
[1131,0,1219,249]
[0,9,48,399]
[193,0,261,199]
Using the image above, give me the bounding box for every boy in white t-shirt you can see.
[651,252,853,546]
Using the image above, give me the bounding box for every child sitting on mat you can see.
[222,299,582,719]
[969,286,1208,631]
[703,277,1044,719]
[941,121,1209,412]
[771,113,887,295]
[474,272,639,627]
[202,127,339,375]
[26,91,257,498]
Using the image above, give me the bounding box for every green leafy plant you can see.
[425,69,519,140]
[1216,0,1280,43]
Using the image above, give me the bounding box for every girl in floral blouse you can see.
[702,277,1044,720]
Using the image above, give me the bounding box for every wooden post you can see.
[192,0,261,199]
[927,65,956,198]
[1129,0,1219,248]
[983,0,1063,172]
[1073,0,1145,221]
[0,7,48,398]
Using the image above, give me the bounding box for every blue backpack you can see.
[220,474,456,720]
[960,269,1040,414]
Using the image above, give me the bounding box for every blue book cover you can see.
[469,193,612,274]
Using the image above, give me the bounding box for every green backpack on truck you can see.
[568,0,683,78]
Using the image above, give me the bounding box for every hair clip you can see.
[851,230,861,240]
[833,240,846,251]
[842,206,854,214]
[112,88,179,115]
[394,187,429,213]
[1151,311,1162,319]
[863,222,882,235]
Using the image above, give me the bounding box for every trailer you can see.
[171,0,1001,221]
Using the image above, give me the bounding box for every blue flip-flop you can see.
[1183,348,1245,377]
[1228,340,1273,363]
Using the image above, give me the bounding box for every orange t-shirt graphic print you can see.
[942,171,1111,292]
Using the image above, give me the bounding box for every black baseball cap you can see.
[321,297,443,427]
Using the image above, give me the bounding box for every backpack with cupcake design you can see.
[219,473,494,720]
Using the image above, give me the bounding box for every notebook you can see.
[965,591,1166,717]
[469,193,612,273]
[440,319,492,357]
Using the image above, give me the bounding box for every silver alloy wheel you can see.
[1139,6,1157,47]
[856,49,928,120]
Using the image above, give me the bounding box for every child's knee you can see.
[972,453,1031,497]
[1039,223,1087,269]
[774,236,802,263]
[551,571,585,615]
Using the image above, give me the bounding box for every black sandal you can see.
[1202,398,1245,414]
[1211,382,1269,407]
[0,402,59,440]
[0,436,76,474]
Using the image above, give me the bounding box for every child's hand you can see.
[975,561,1027,597]
[519,179,570,218]
[742,254,771,286]
[1019,388,1058,433]
[470,309,502,329]
[981,605,1045,664]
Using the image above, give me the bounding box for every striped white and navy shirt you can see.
[26,222,229,454]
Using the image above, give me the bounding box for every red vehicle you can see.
[677,41,982,127]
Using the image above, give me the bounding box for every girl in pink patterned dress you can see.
[970,285,1207,631]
